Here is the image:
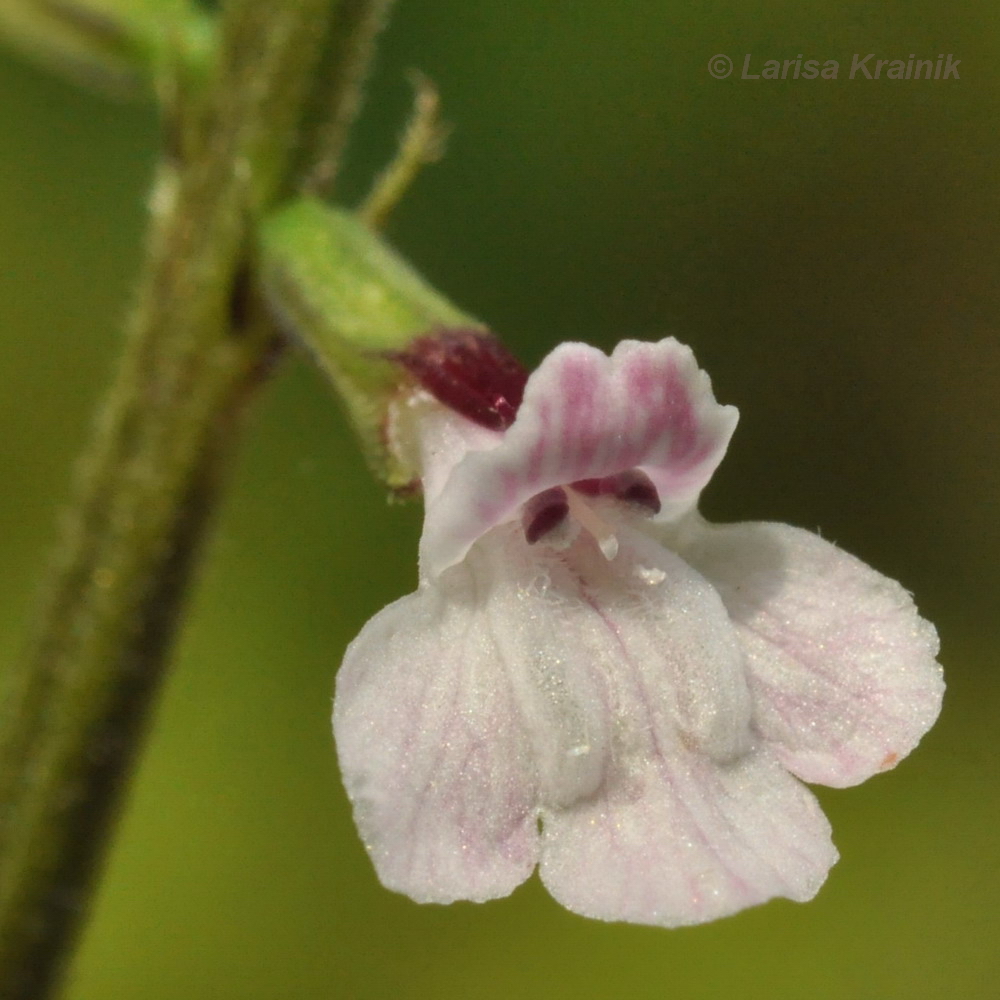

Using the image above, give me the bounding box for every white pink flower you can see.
[333,335,943,926]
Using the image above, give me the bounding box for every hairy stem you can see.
[298,0,396,196]
[359,70,446,229]
[0,0,381,995]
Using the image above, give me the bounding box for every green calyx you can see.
[259,197,485,488]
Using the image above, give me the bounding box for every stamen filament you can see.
[566,490,619,560]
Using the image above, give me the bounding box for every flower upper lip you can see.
[418,338,739,577]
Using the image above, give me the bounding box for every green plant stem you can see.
[359,71,446,229]
[0,1,376,995]
[298,0,396,196]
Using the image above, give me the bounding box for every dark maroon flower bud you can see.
[391,328,528,431]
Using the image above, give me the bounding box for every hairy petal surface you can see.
[558,526,754,764]
[533,529,835,925]
[334,554,541,903]
[421,338,738,576]
[540,747,837,927]
[677,520,944,787]
[336,520,762,906]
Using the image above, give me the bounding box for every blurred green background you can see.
[2,2,999,998]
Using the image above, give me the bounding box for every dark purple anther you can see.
[614,470,661,513]
[522,487,570,545]
[391,328,528,431]
[572,469,661,515]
